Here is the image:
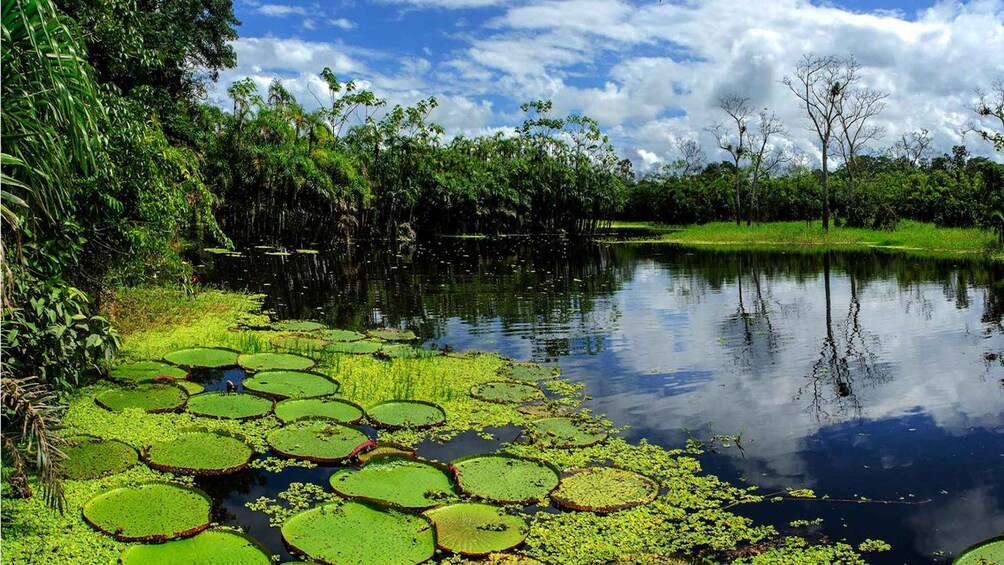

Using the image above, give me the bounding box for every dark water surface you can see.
[199,237,1004,564]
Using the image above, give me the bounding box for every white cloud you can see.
[254,4,311,17]
[329,18,356,30]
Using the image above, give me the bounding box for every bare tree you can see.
[966,79,1004,151]
[746,109,789,225]
[893,128,932,168]
[675,138,706,176]
[837,87,888,225]
[784,54,859,231]
[708,94,753,226]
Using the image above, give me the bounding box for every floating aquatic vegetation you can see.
[451,454,560,504]
[323,329,366,342]
[274,320,327,332]
[326,340,383,354]
[281,501,435,565]
[61,438,138,480]
[163,347,239,369]
[530,417,608,448]
[237,352,316,372]
[375,343,427,359]
[267,422,373,463]
[330,456,457,510]
[367,400,446,429]
[295,249,319,255]
[94,383,188,413]
[202,247,232,255]
[954,535,1004,565]
[118,528,272,564]
[358,442,416,464]
[269,334,331,350]
[550,467,658,513]
[176,380,205,395]
[109,361,187,383]
[186,392,274,420]
[82,482,212,542]
[264,251,291,257]
[425,502,529,556]
[499,362,558,382]
[471,381,545,404]
[367,328,418,341]
[274,397,364,424]
[242,370,339,399]
[143,431,254,475]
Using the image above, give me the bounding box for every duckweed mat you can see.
[82,482,212,542]
[144,432,253,475]
[237,352,316,372]
[367,400,446,429]
[163,348,239,369]
[118,528,272,564]
[499,362,557,382]
[274,397,364,424]
[550,467,659,513]
[186,392,274,420]
[470,381,545,404]
[274,320,327,332]
[425,503,528,556]
[267,422,373,463]
[242,370,339,399]
[94,383,188,413]
[531,417,608,448]
[367,328,418,341]
[281,501,435,565]
[324,329,366,342]
[110,361,187,383]
[61,439,138,480]
[451,454,560,504]
[954,536,1004,565]
[325,340,383,355]
[330,456,457,509]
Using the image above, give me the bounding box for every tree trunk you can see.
[821,144,830,232]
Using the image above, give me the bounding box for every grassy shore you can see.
[606,220,1003,260]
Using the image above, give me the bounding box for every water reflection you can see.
[201,239,1004,564]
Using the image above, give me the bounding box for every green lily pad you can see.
[243,370,340,400]
[203,247,233,255]
[500,362,557,381]
[296,249,319,255]
[367,328,417,341]
[110,361,187,384]
[274,320,327,332]
[550,467,659,513]
[269,334,332,351]
[267,422,373,463]
[470,381,544,404]
[323,329,366,342]
[187,392,274,420]
[358,442,416,464]
[451,454,560,504]
[274,397,364,424]
[281,501,435,565]
[530,417,608,448]
[82,482,212,542]
[237,352,316,372]
[376,344,428,359]
[61,439,138,480]
[330,456,457,510]
[144,432,254,475]
[164,348,239,369]
[326,340,383,355]
[367,400,446,429]
[177,380,206,395]
[95,383,188,413]
[955,536,1004,565]
[119,528,272,564]
[264,251,291,257]
[425,503,528,556]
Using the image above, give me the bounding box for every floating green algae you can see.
[954,536,1004,565]
[269,334,331,350]
[281,501,435,565]
[325,340,383,355]
[267,422,373,463]
[61,438,138,480]
[118,528,272,564]
[451,454,560,504]
[186,392,273,420]
[163,347,239,369]
[330,456,457,510]
[274,320,327,332]
[367,328,418,341]
[470,381,545,404]
[82,482,212,541]
[425,503,528,556]
[531,417,608,448]
[144,432,254,475]
[110,361,187,383]
[550,467,659,513]
[358,442,416,464]
[274,397,364,424]
[323,329,366,342]
[242,370,339,399]
[237,352,316,372]
[499,362,557,382]
[94,383,188,413]
[367,400,446,429]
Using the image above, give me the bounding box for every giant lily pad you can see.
[144,432,253,475]
[187,392,273,420]
[110,361,187,384]
[163,348,239,369]
[499,362,557,382]
[177,380,206,395]
[367,328,417,341]
[243,370,339,399]
[376,344,428,359]
[267,422,372,463]
[62,438,138,480]
[119,528,272,564]
[269,334,332,351]
[82,482,212,542]
[274,320,327,332]
[281,501,435,565]
[470,381,544,404]
[274,397,364,424]
[530,417,608,448]
[330,456,457,510]
[324,329,366,342]
[425,503,528,556]
[451,454,560,504]
[358,442,416,464]
[550,467,659,513]
[237,352,316,372]
[955,536,1004,565]
[367,400,445,429]
[95,383,188,413]
[326,340,383,355]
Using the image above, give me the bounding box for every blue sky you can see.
[218,0,1004,169]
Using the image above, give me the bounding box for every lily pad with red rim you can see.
[530,417,608,448]
[61,438,138,480]
[163,347,239,369]
[550,467,659,513]
[95,383,188,413]
[187,392,274,420]
[118,528,272,564]
[470,381,544,404]
[237,352,316,372]
[267,422,373,463]
[450,453,560,504]
[143,431,254,475]
[358,442,416,464]
[274,397,364,424]
[242,370,339,399]
[367,400,446,429]
[82,482,212,542]
[110,361,187,383]
[424,503,528,556]
[330,456,458,510]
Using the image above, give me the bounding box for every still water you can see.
[199,237,1004,564]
